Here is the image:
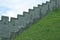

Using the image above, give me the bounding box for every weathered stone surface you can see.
[0,0,59,40]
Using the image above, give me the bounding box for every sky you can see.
[0,0,50,20]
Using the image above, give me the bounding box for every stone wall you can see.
[0,0,60,40]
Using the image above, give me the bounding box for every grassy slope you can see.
[14,8,60,40]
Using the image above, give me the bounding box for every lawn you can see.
[14,8,60,40]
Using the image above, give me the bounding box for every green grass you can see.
[14,8,60,40]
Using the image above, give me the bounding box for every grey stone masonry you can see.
[17,14,27,28]
[23,12,33,26]
[0,0,60,40]
[9,17,18,32]
[0,16,10,38]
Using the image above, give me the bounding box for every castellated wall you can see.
[0,0,60,40]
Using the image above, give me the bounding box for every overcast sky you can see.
[0,0,50,20]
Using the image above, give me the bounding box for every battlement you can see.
[10,17,17,23]
[1,16,9,22]
[0,0,60,40]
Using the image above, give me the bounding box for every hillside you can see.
[13,8,60,40]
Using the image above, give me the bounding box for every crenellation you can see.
[50,0,58,8]
[1,16,9,23]
[0,0,60,40]
[48,0,56,11]
[38,4,43,19]
[10,17,17,23]
[28,9,33,12]
[23,11,33,27]
[38,4,42,7]
[38,4,42,9]
[0,16,9,38]
[51,0,57,9]
[39,3,49,18]
[33,6,41,22]
[9,17,19,33]
[17,14,27,28]
[42,3,45,5]
[17,14,24,18]
[33,7,38,10]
